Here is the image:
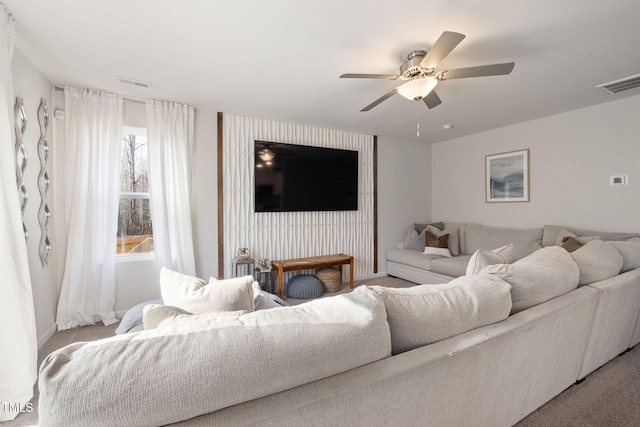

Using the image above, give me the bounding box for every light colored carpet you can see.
[6,276,640,426]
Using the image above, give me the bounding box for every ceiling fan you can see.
[340,31,515,112]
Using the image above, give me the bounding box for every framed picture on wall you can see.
[485,149,529,203]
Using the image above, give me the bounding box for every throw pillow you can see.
[402,226,427,251]
[423,246,453,258]
[425,230,449,248]
[480,246,580,314]
[414,221,445,234]
[369,275,512,354]
[115,298,163,334]
[424,229,452,257]
[610,238,640,273]
[160,267,255,314]
[142,304,246,330]
[466,244,514,275]
[554,228,600,246]
[571,240,624,286]
[427,225,460,256]
[561,236,583,253]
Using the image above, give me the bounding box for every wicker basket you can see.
[315,267,342,293]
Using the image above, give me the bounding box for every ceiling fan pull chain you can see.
[416,102,420,137]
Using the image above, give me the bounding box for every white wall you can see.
[431,95,640,232]
[376,136,431,270]
[11,50,57,347]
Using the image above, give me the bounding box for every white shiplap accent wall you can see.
[222,114,375,281]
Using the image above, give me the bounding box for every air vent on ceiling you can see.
[115,76,152,90]
[596,74,640,95]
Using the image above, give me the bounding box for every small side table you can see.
[271,254,354,299]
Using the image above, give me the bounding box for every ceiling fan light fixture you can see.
[258,148,275,162]
[397,77,438,101]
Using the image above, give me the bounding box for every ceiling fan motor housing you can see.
[399,50,433,80]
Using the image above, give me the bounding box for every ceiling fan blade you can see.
[441,62,515,80]
[423,90,442,109]
[340,73,400,80]
[420,31,466,69]
[361,88,398,112]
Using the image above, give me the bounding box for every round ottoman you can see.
[284,274,323,299]
[315,267,342,292]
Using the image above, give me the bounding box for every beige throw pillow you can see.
[466,244,514,275]
[369,275,512,354]
[480,246,579,314]
[571,240,624,286]
[143,304,247,330]
[160,267,256,313]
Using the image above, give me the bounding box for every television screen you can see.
[254,140,358,212]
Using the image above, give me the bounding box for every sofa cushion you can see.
[466,244,514,275]
[386,247,439,270]
[430,254,472,277]
[143,304,247,330]
[160,267,255,313]
[370,275,512,354]
[542,225,640,247]
[427,225,460,256]
[610,238,640,273]
[464,223,543,260]
[480,246,580,314]
[38,286,391,427]
[571,240,623,286]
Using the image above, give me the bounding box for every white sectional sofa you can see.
[386,222,638,284]
[37,225,640,426]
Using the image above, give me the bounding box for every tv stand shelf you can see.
[271,254,354,298]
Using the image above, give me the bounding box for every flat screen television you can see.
[254,140,358,212]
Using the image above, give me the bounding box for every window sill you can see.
[116,253,155,263]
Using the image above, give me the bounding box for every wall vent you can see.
[596,74,640,94]
[115,76,152,90]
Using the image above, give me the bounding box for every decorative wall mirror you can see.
[14,97,28,239]
[38,98,51,266]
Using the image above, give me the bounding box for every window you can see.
[117,127,153,255]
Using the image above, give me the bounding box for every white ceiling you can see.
[5,0,640,143]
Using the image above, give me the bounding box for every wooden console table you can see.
[271,254,354,298]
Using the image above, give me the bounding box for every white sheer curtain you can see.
[146,100,196,275]
[0,5,37,422]
[56,87,122,330]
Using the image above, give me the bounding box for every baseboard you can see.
[38,323,57,349]
[356,271,388,281]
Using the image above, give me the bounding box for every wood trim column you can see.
[217,112,224,278]
[373,135,378,273]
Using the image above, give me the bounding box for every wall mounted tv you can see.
[254,140,358,213]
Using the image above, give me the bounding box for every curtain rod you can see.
[54,86,146,105]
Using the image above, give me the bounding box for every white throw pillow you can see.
[423,246,452,258]
[466,244,514,275]
[610,238,640,273]
[480,246,580,314]
[160,267,256,313]
[369,275,512,354]
[571,240,624,285]
[143,304,246,330]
